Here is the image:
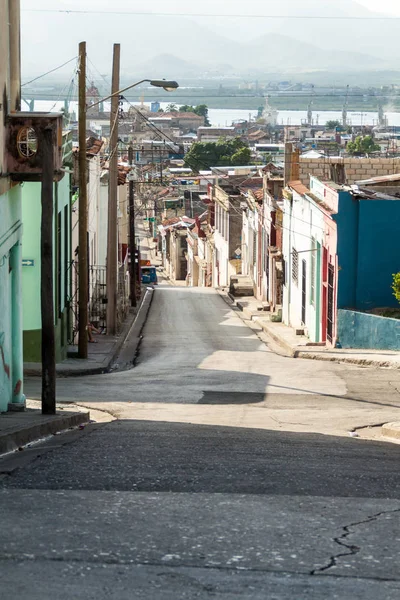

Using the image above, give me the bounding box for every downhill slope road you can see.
[3,282,400,598]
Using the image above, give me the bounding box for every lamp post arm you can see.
[88,79,150,109]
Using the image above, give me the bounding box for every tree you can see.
[193,104,211,126]
[347,135,381,156]
[157,108,164,113]
[392,273,400,304]
[326,119,342,130]
[184,139,251,172]
[231,147,252,165]
[179,105,195,113]
[179,104,211,126]
[166,103,178,113]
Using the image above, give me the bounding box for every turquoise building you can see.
[0,0,25,412]
[0,184,25,411]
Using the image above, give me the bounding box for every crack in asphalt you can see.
[310,508,400,576]
[1,553,400,583]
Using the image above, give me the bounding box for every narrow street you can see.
[2,271,400,597]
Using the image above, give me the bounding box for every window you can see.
[310,239,316,306]
[17,126,38,158]
[292,248,298,285]
[264,232,269,276]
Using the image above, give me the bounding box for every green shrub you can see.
[392,273,400,303]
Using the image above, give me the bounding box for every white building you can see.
[282,181,325,342]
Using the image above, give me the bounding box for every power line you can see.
[19,92,400,99]
[21,57,78,87]
[22,9,400,20]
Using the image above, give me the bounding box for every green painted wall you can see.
[0,184,25,411]
[23,308,68,363]
[21,174,71,363]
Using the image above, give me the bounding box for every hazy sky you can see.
[20,0,400,78]
[358,0,400,13]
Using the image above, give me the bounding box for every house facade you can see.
[282,180,338,345]
[0,1,25,411]
[281,174,400,349]
[212,180,243,287]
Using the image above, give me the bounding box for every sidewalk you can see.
[24,229,159,377]
[220,290,400,370]
[0,400,90,456]
[24,305,140,377]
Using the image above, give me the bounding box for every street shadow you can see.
[4,418,400,499]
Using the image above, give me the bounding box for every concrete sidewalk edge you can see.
[0,410,90,456]
[381,422,400,442]
[296,351,400,369]
[217,289,295,358]
[114,288,155,369]
[218,288,400,369]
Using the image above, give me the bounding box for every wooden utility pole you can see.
[284,142,293,186]
[78,41,88,358]
[8,0,21,111]
[41,126,56,414]
[106,43,121,334]
[128,144,137,307]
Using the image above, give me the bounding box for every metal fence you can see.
[67,262,111,345]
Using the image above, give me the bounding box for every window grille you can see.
[292,248,298,284]
[310,239,316,305]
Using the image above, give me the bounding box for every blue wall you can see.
[357,200,400,309]
[338,309,400,350]
[335,191,400,311]
[334,190,359,309]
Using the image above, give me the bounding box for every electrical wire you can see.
[22,9,400,20]
[21,57,78,87]
[19,92,400,100]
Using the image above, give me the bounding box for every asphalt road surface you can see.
[2,281,400,598]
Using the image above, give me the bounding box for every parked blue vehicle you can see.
[141,266,158,285]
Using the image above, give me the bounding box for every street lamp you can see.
[104,61,179,334]
[88,79,179,109]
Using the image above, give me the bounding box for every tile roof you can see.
[288,180,310,196]
[162,112,204,119]
[117,164,130,186]
[86,136,104,156]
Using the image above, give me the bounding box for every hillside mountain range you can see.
[21,0,399,78]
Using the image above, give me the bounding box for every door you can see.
[301,259,307,325]
[327,264,335,343]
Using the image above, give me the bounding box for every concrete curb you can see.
[381,422,400,441]
[218,288,400,368]
[255,320,295,358]
[114,288,155,369]
[24,289,150,378]
[0,410,90,456]
[296,352,400,369]
[217,288,292,357]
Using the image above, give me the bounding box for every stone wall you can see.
[299,157,400,186]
